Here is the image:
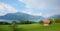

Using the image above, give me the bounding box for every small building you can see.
[44,19,50,26]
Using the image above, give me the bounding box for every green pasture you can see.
[0,23,60,31]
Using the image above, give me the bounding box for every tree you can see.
[19,20,26,24]
[54,18,60,23]
[19,20,35,24]
[11,21,17,30]
[48,18,60,23]
[0,21,10,25]
[25,20,34,24]
[39,20,43,24]
[48,18,53,24]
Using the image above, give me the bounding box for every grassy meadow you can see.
[0,23,60,31]
[0,25,13,31]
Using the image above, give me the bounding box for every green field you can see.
[0,23,60,31]
[0,25,13,31]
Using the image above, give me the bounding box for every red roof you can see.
[44,20,50,24]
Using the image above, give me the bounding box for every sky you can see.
[0,0,60,17]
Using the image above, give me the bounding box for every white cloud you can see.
[19,0,46,9]
[21,9,42,16]
[0,2,18,16]
[19,0,60,9]
[19,0,60,17]
[22,11,42,16]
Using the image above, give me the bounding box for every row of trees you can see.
[0,21,11,25]
[0,20,36,25]
[0,18,60,25]
[19,20,36,24]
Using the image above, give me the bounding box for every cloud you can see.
[19,0,60,9]
[21,9,42,16]
[22,11,42,16]
[19,0,60,17]
[0,2,18,16]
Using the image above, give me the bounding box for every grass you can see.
[0,25,13,31]
[0,23,60,31]
[17,23,60,31]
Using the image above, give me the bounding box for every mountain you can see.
[0,12,45,22]
[49,15,60,19]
